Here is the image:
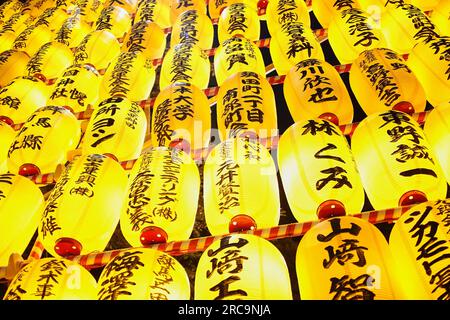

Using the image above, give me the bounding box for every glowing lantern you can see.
[0,50,29,88]
[99,51,155,102]
[54,15,93,49]
[195,234,292,300]
[103,0,138,14]
[430,0,450,36]
[328,7,387,64]
[12,24,54,58]
[39,153,128,257]
[204,138,280,235]
[97,248,190,300]
[0,123,16,173]
[349,48,426,116]
[207,0,258,20]
[70,0,104,24]
[134,0,171,29]
[95,6,131,39]
[170,10,213,50]
[82,96,146,162]
[407,36,450,107]
[73,30,121,71]
[7,106,81,176]
[0,0,23,22]
[312,0,360,28]
[214,36,265,87]
[0,31,16,53]
[351,110,447,210]
[266,0,310,37]
[0,76,48,125]
[0,173,44,266]
[151,82,211,153]
[122,21,166,60]
[356,0,388,13]
[389,200,450,300]
[160,42,210,90]
[218,3,260,43]
[34,6,69,32]
[296,216,400,300]
[27,0,55,19]
[404,0,440,11]
[170,0,206,26]
[48,64,101,113]
[1,12,32,36]
[120,148,199,247]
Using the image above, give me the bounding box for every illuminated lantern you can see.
[0,50,29,88]
[7,106,81,176]
[99,51,155,102]
[170,0,206,26]
[0,31,16,53]
[34,7,69,32]
[1,12,33,36]
[0,0,23,22]
[73,30,121,71]
[407,36,450,107]
[195,234,292,300]
[204,138,280,235]
[266,0,310,36]
[120,148,199,247]
[351,110,447,210]
[27,0,55,19]
[349,48,426,116]
[134,0,171,29]
[170,10,213,50]
[0,76,48,125]
[122,21,166,60]
[82,96,146,162]
[296,216,400,300]
[404,0,440,11]
[328,7,387,64]
[218,3,260,43]
[207,0,258,20]
[159,42,210,90]
[430,0,450,36]
[48,64,101,113]
[4,257,97,300]
[70,0,104,24]
[12,24,54,58]
[103,0,138,14]
[39,153,128,257]
[0,174,44,266]
[216,72,277,144]
[312,0,360,28]
[214,36,265,87]
[389,200,450,300]
[151,82,211,153]
[97,248,190,300]
[95,6,131,39]
[54,15,93,49]
[356,0,388,13]
[0,123,16,173]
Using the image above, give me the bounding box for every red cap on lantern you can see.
[229,214,257,233]
[393,101,415,116]
[140,226,168,246]
[0,116,14,127]
[317,200,346,220]
[319,113,340,126]
[54,237,82,257]
[169,138,191,154]
[399,190,428,206]
[18,163,40,177]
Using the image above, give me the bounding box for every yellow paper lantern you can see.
[0,50,30,88]
[54,14,93,49]
[0,0,23,22]
[120,147,199,247]
[195,234,292,300]
[82,96,146,162]
[39,153,128,257]
[404,0,440,11]
[27,0,55,19]
[204,138,280,235]
[214,36,265,87]
[0,122,16,173]
[95,5,131,39]
[207,0,259,21]
[134,0,171,29]
[122,21,166,60]
[55,0,76,10]
[170,0,206,26]
[389,200,450,300]
[278,119,365,223]
[0,173,44,266]
[312,0,360,28]
[97,248,190,300]
[159,42,210,90]
[34,6,69,32]
[70,0,104,24]
[7,106,81,176]
[0,30,16,53]
[430,0,450,36]
[351,110,447,210]
[296,216,401,300]
[103,0,138,14]
[99,51,155,102]
[218,3,260,44]
[266,0,310,36]
[1,11,32,36]
[170,9,213,50]
[349,48,427,116]
[12,24,54,58]
[151,82,211,153]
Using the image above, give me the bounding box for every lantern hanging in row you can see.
[170,0,206,26]
[27,0,55,19]
[296,216,401,300]
[70,0,104,24]
[0,173,44,266]
[195,234,292,300]
[0,0,23,22]
[13,24,54,58]
[170,9,213,50]
[218,3,260,44]
[122,20,166,60]
[54,14,93,49]
[266,0,310,36]
[351,110,447,210]
[207,0,258,20]
[312,0,360,28]
[0,30,15,53]
[349,48,426,116]
[39,153,128,258]
[34,6,69,33]
[0,50,29,88]
[98,248,190,300]
[134,0,171,29]
[104,0,138,15]
[0,11,32,36]
[95,5,131,39]
[405,0,440,11]
[0,122,15,173]
[430,0,450,36]
[121,147,200,247]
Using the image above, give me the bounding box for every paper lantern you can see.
[0,0,23,22]
[48,64,101,113]
[134,0,171,29]
[351,110,447,210]
[170,9,213,50]
[151,82,211,153]
[7,106,81,176]
[266,0,310,36]
[389,200,450,300]
[0,173,44,266]
[430,0,450,36]
[204,138,280,235]
[195,234,292,300]
[214,36,265,87]
[0,76,48,125]
[216,71,277,144]
[312,0,360,28]
[218,3,260,44]
[95,5,131,39]
[26,0,55,19]
[39,153,128,257]
[207,0,258,20]
[120,147,199,247]
[82,96,146,162]
[99,51,155,102]
[405,0,440,11]
[122,21,166,60]
[0,30,16,53]
[34,6,69,32]
[170,0,206,26]
[103,0,138,14]
[0,11,32,36]
[70,0,104,24]
[97,248,190,300]
[296,216,400,300]
[349,48,426,116]
[12,24,54,58]
[159,42,210,90]
[328,7,387,64]
[284,59,353,126]
[0,50,30,88]
[73,30,121,71]
[0,122,16,173]
[54,15,93,49]
[407,36,450,107]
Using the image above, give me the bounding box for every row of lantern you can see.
[4,199,450,300]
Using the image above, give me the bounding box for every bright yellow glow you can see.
[266,0,310,36]
[94,6,131,39]
[0,31,16,53]
[0,50,30,88]
[170,0,206,26]
[134,0,171,29]
[122,21,166,60]
[0,122,15,173]
[171,9,213,50]
[430,0,450,35]
[218,3,260,43]
[12,24,53,58]
[312,0,361,28]
[103,0,138,14]
[54,15,93,49]
[207,0,258,20]
[404,0,440,11]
